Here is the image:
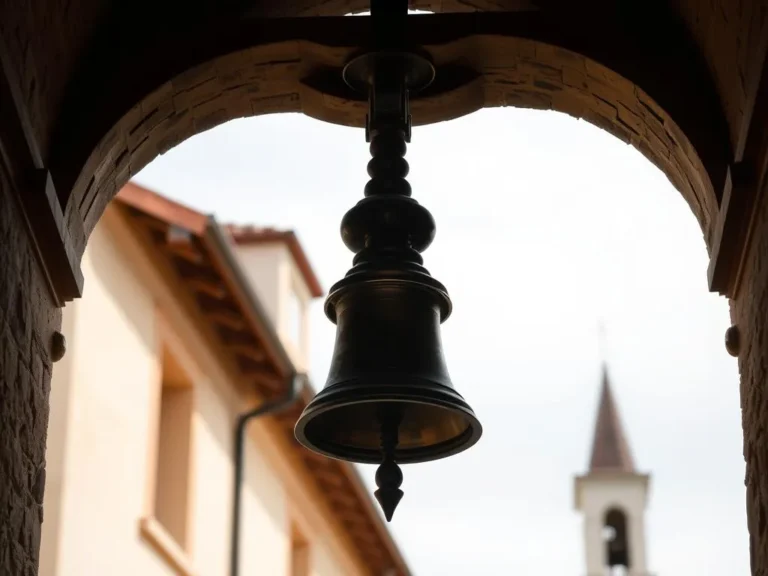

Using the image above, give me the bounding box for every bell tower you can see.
[574,366,651,576]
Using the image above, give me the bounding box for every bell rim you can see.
[294,383,483,465]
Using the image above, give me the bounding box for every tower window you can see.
[603,508,630,569]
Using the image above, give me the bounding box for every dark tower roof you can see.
[588,366,636,473]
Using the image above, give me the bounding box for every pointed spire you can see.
[588,366,636,473]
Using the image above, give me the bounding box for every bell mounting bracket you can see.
[341,0,435,143]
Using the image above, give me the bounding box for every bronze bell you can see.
[294,255,482,466]
[293,184,483,520]
[295,6,482,520]
[295,52,482,522]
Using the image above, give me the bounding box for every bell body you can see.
[294,270,482,464]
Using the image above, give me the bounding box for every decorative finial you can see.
[374,407,404,522]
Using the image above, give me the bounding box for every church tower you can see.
[574,366,651,576]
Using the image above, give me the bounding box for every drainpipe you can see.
[230,373,305,576]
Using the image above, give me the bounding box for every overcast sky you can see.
[136,107,747,575]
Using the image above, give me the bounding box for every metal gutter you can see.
[230,373,305,576]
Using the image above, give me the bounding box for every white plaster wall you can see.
[576,476,649,576]
[283,255,313,373]
[233,242,314,372]
[234,243,287,329]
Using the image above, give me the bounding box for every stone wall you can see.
[733,182,768,576]
[0,159,61,574]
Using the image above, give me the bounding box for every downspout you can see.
[230,372,305,576]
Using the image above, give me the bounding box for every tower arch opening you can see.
[604,507,631,570]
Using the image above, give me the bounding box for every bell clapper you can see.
[374,408,405,522]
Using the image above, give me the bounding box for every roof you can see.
[588,366,636,474]
[114,181,410,576]
[224,224,324,299]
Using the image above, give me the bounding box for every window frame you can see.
[140,313,199,576]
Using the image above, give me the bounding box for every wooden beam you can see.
[324,488,362,509]
[187,278,228,299]
[735,19,768,163]
[305,465,348,488]
[166,244,205,265]
[175,261,228,299]
[217,327,259,347]
[206,309,247,330]
[708,34,768,297]
[231,344,267,364]
[236,354,275,377]
[708,165,758,295]
[254,376,283,391]
[0,32,84,303]
[165,226,206,265]
[131,212,169,233]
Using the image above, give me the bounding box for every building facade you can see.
[575,368,651,576]
[39,182,410,576]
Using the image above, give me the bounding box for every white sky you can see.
[136,107,747,575]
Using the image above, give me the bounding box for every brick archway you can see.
[61,19,724,251]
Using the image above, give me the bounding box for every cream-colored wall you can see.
[283,255,313,372]
[312,541,351,576]
[41,220,173,576]
[40,209,363,576]
[236,243,285,329]
[40,298,79,576]
[233,242,314,373]
[575,475,649,576]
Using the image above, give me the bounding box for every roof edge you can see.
[117,182,209,235]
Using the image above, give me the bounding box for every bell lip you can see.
[294,383,483,465]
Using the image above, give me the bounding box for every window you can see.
[154,346,193,548]
[141,343,195,575]
[290,524,310,576]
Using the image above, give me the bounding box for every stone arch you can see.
[53,14,727,257]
